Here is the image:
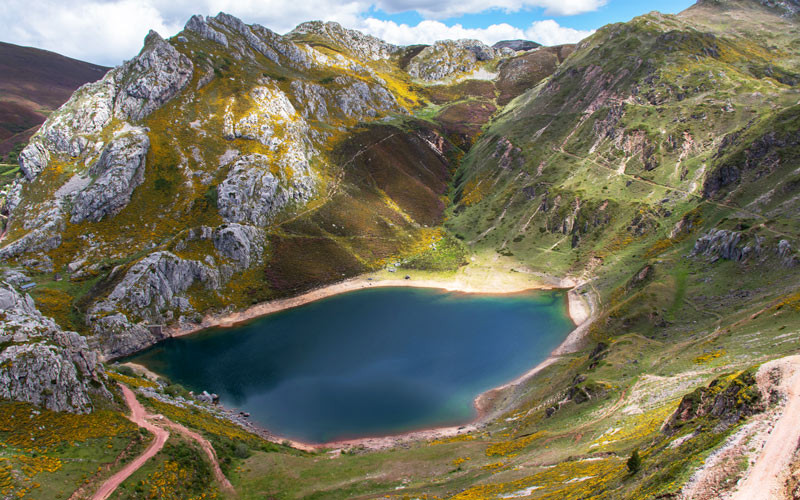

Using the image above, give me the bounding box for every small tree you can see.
[627,449,642,474]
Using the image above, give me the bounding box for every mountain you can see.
[0,42,109,160]
[0,1,799,498]
[492,39,542,51]
[0,15,573,360]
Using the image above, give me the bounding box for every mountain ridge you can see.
[0,1,799,497]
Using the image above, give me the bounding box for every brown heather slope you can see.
[0,41,109,157]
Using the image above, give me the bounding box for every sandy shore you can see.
[153,271,597,451]
[167,272,584,338]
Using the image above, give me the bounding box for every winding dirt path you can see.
[730,356,800,500]
[161,420,235,495]
[91,385,169,500]
[91,385,235,499]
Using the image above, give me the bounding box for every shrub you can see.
[627,449,642,474]
[234,443,251,459]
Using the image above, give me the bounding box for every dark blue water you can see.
[129,287,572,443]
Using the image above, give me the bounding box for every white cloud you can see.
[0,0,599,66]
[358,18,593,47]
[524,20,595,46]
[359,19,525,46]
[1,0,184,66]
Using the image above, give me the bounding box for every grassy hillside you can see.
[0,42,109,159]
[0,2,799,499]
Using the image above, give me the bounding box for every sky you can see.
[0,0,695,66]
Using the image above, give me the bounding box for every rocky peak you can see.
[407,39,502,81]
[17,27,191,181]
[113,30,193,122]
[183,13,311,69]
[185,14,229,46]
[492,39,541,52]
[289,21,398,61]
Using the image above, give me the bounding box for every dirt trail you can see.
[161,420,235,494]
[91,385,235,499]
[91,385,169,500]
[730,355,800,500]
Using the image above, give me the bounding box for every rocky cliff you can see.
[0,284,108,412]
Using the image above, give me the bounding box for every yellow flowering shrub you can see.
[429,434,477,446]
[485,431,545,457]
[0,402,137,453]
[108,371,158,389]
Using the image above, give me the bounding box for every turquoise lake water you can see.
[128,287,573,443]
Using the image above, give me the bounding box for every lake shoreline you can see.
[165,272,588,339]
[143,271,597,452]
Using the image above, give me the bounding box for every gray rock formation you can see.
[777,239,798,267]
[217,154,315,226]
[407,39,498,81]
[691,229,797,266]
[0,285,107,413]
[0,204,64,259]
[70,126,149,223]
[185,14,229,47]
[18,77,117,180]
[90,251,220,324]
[184,13,312,69]
[493,40,541,52]
[290,77,401,122]
[18,30,190,181]
[88,313,165,360]
[213,223,264,269]
[289,21,398,61]
[691,228,751,262]
[113,30,194,122]
[212,12,280,63]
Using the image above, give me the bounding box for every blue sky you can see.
[367,1,695,32]
[1,0,699,65]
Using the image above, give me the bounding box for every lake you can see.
[127,286,573,443]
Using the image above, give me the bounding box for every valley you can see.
[0,0,799,498]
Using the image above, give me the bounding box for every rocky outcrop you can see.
[89,251,220,325]
[213,224,264,269]
[185,14,229,47]
[88,313,164,360]
[0,203,64,259]
[407,40,499,81]
[187,13,311,69]
[691,229,797,266]
[217,154,314,226]
[217,84,316,226]
[289,21,398,61]
[113,30,193,122]
[18,76,117,180]
[18,30,190,181]
[664,369,763,435]
[691,228,750,262]
[704,128,800,200]
[0,285,107,413]
[777,239,799,267]
[172,223,266,271]
[70,126,149,223]
[290,77,401,122]
[493,40,541,52]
